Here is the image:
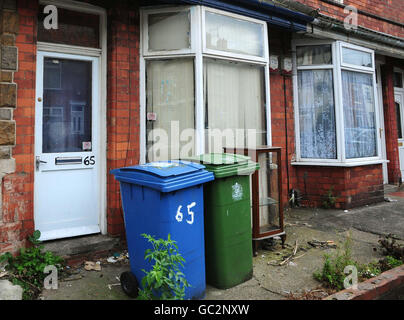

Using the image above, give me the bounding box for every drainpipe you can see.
[280,34,291,197]
[283,74,290,196]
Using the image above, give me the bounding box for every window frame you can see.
[339,42,374,71]
[292,39,383,166]
[140,5,271,163]
[142,6,197,57]
[201,6,268,64]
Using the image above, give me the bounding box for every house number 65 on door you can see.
[84,156,95,166]
[175,202,196,225]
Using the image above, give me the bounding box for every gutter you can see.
[311,15,404,50]
[141,0,314,32]
[262,0,404,54]
[230,0,314,23]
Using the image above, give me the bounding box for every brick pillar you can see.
[381,63,402,184]
[269,29,297,208]
[106,2,140,236]
[0,0,38,254]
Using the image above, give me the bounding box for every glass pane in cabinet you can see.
[257,152,280,233]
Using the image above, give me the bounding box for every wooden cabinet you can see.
[224,146,285,256]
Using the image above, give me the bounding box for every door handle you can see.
[36,156,47,170]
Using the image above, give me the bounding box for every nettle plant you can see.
[137,233,189,300]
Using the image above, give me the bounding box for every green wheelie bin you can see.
[184,153,259,289]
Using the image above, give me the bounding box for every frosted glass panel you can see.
[148,11,190,51]
[205,12,264,57]
[146,59,195,161]
[298,69,337,159]
[342,71,377,158]
[297,45,332,66]
[342,47,372,68]
[204,59,266,152]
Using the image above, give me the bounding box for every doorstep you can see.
[384,184,402,194]
[42,234,121,266]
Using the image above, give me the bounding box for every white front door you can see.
[34,51,101,241]
[395,91,404,179]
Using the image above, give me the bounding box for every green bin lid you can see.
[182,153,259,178]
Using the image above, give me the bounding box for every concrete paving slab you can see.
[40,264,133,300]
[38,188,404,300]
[286,195,404,240]
[0,280,23,300]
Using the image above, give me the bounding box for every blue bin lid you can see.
[110,160,214,193]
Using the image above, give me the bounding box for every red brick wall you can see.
[0,0,38,254]
[269,29,297,206]
[0,0,141,254]
[106,3,140,236]
[295,0,404,38]
[381,62,402,184]
[295,164,384,209]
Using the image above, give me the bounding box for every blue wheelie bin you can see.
[111,160,214,300]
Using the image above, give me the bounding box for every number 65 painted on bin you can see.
[175,202,196,225]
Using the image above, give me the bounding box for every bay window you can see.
[293,41,381,165]
[141,6,270,162]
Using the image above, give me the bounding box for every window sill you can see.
[291,159,389,167]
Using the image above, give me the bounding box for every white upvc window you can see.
[142,6,198,56]
[140,6,270,163]
[292,40,383,166]
[201,7,267,62]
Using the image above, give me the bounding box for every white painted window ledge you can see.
[291,159,389,167]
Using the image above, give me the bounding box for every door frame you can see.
[394,88,404,178]
[376,63,389,184]
[36,0,107,236]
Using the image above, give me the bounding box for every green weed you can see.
[137,234,189,300]
[0,230,64,300]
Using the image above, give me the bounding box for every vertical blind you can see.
[204,58,266,152]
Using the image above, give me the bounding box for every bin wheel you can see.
[120,271,139,298]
